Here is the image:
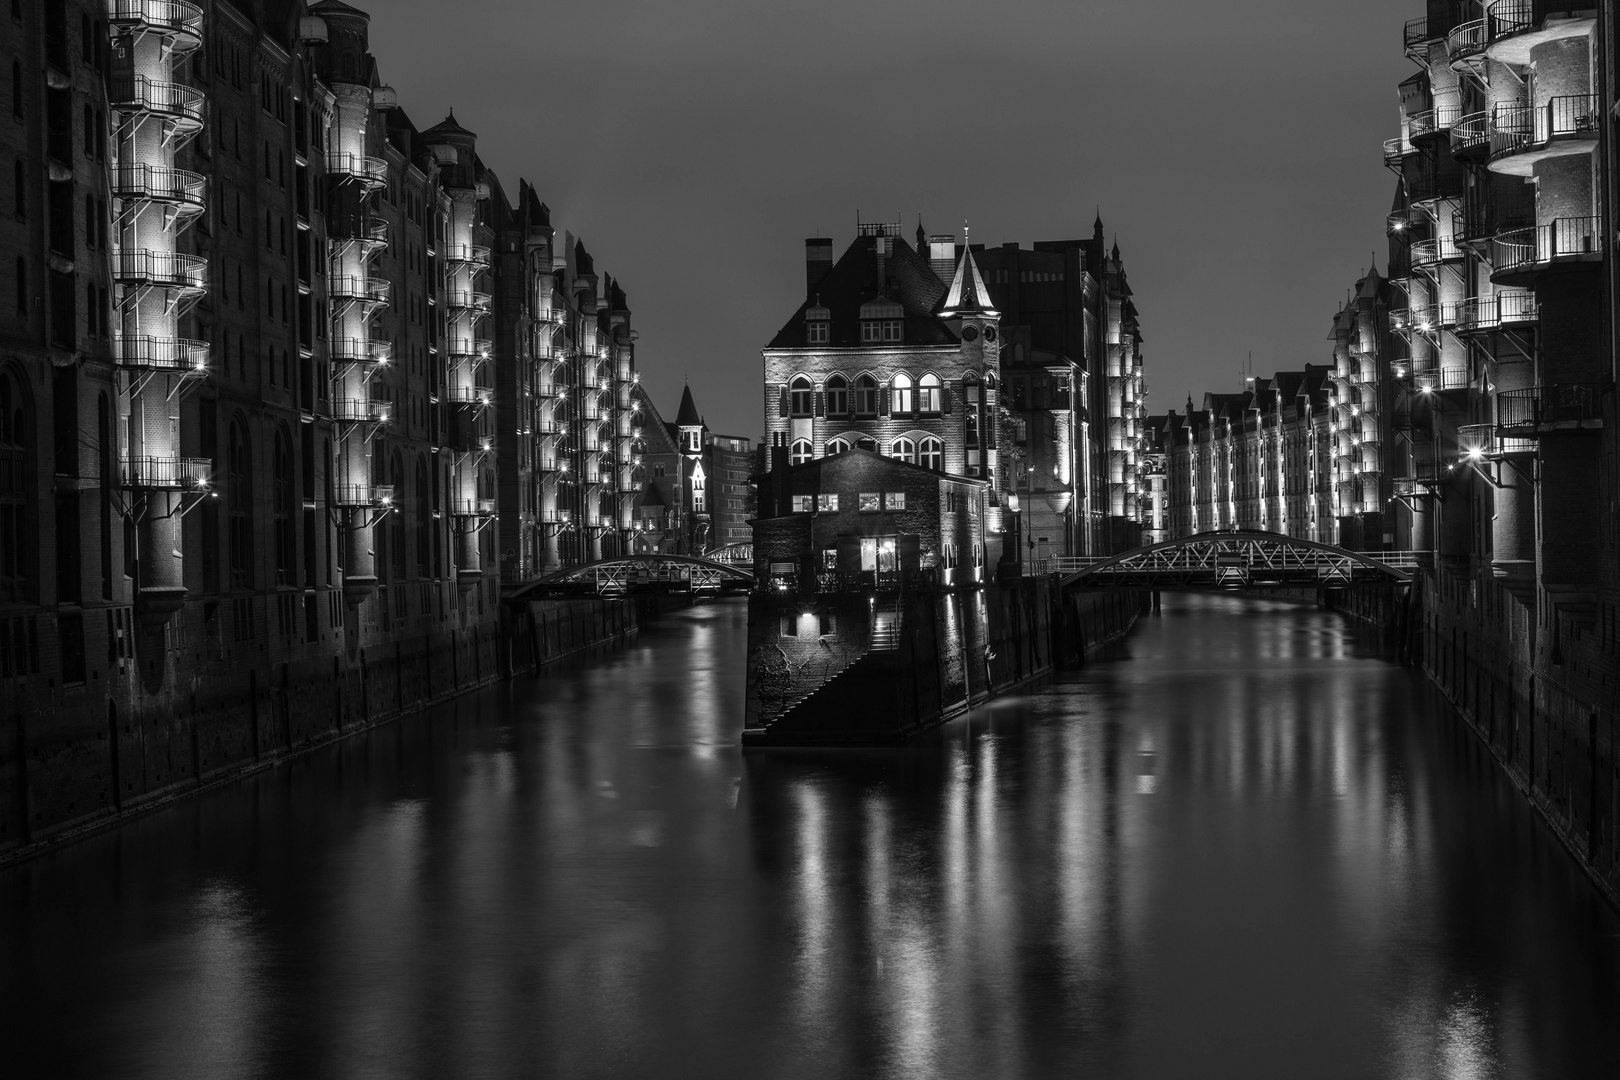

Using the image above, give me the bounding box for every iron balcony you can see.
[330,484,395,508]
[111,163,206,212]
[115,334,210,373]
[108,0,204,45]
[1490,217,1603,282]
[107,75,205,131]
[112,249,207,291]
[118,455,212,490]
[1496,383,1605,432]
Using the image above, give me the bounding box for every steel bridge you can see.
[508,555,754,598]
[1057,531,1422,589]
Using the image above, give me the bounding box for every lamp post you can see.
[1007,492,1022,577]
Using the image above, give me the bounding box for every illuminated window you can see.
[789,439,813,465]
[825,436,851,456]
[789,376,813,417]
[918,437,942,472]
[917,373,941,414]
[825,374,848,416]
[885,491,905,511]
[891,373,914,416]
[858,492,880,512]
[890,437,916,464]
[791,494,813,513]
[817,493,838,511]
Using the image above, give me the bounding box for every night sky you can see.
[371,0,1416,441]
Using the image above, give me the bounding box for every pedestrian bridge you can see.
[508,555,754,598]
[1054,531,1423,589]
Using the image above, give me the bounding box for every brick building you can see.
[0,0,648,851]
[630,382,752,556]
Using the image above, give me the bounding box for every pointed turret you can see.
[939,247,998,318]
[675,383,702,427]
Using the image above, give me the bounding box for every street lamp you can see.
[1006,492,1022,576]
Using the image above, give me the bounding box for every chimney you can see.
[928,234,957,281]
[805,239,833,299]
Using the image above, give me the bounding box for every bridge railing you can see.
[1032,550,1430,578]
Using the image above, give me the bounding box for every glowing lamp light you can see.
[1466,446,1484,462]
[1007,493,1020,512]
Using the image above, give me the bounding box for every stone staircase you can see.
[746,605,906,744]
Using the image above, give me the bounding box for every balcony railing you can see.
[1454,292,1539,332]
[107,75,205,129]
[330,484,394,508]
[112,249,207,290]
[1408,104,1462,141]
[1491,217,1603,276]
[329,275,391,304]
[1449,110,1490,158]
[115,334,209,372]
[111,163,206,210]
[1454,194,1534,245]
[445,385,494,407]
[1414,367,1471,391]
[1446,17,1489,59]
[1460,422,1534,458]
[330,337,390,364]
[1497,383,1603,429]
[1411,235,1463,266]
[1486,0,1548,41]
[1403,16,1431,58]
[444,337,492,357]
[441,244,491,266]
[1490,95,1600,162]
[444,289,491,312]
[328,152,388,186]
[109,0,204,42]
[1387,210,1412,236]
[450,498,497,517]
[331,399,391,424]
[1383,137,1414,167]
[118,455,211,490]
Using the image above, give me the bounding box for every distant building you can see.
[631,383,752,556]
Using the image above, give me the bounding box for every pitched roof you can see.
[674,384,702,427]
[766,234,954,349]
[939,248,998,317]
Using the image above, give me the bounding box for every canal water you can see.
[2,594,1617,1079]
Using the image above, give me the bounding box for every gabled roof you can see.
[766,234,954,349]
[422,111,475,140]
[939,248,998,317]
[674,384,702,427]
[768,447,988,487]
[636,481,669,510]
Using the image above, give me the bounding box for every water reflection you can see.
[1,595,1617,1079]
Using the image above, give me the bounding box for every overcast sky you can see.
[371,0,1415,439]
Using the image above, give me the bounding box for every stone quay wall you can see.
[1337,573,1620,911]
[0,596,638,865]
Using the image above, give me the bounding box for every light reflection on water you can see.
[1,594,1618,1079]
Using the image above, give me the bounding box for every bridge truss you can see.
[1059,531,1420,589]
[510,555,754,598]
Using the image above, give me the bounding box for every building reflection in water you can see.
[0,595,1617,1078]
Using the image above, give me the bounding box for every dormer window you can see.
[859,297,904,344]
[805,303,830,344]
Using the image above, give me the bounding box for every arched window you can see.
[414,456,430,577]
[228,419,252,588]
[789,376,813,417]
[891,372,914,416]
[854,374,878,417]
[824,374,848,418]
[0,369,34,602]
[919,437,943,472]
[918,373,942,414]
[890,437,916,464]
[789,438,813,466]
[272,426,295,584]
[389,451,405,580]
[825,436,851,456]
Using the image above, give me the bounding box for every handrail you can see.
[330,337,390,363]
[112,249,207,289]
[115,334,209,372]
[110,163,206,207]
[109,0,204,39]
[1497,382,1603,427]
[1446,17,1489,59]
[449,498,497,516]
[1411,235,1463,265]
[1449,110,1490,156]
[444,337,492,357]
[118,455,211,489]
[441,244,491,266]
[1407,104,1463,139]
[331,399,391,423]
[107,75,204,125]
[330,484,394,507]
[1413,367,1471,391]
[1492,217,1603,274]
[445,385,494,406]
[329,275,391,303]
[327,152,388,185]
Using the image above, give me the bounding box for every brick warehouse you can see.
[0,0,653,854]
[1149,2,1620,907]
[761,217,1150,570]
